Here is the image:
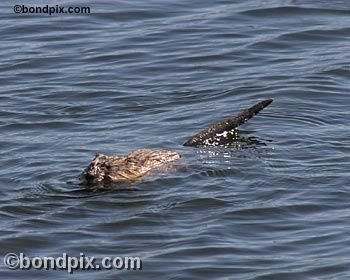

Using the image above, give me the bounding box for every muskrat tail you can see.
[183,98,274,147]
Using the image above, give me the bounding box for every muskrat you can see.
[82,99,273,188]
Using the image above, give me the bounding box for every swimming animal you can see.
[82,99,273,188]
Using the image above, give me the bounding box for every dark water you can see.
[1,0,350,279]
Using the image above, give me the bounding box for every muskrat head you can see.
[82,153,111,185]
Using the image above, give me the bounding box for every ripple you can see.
[240,6,350,17]
[1,0,350,279]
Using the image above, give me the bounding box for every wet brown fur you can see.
[82,99,273,188]
[82,149,180,187]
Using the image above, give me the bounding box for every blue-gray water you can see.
[1,0,350,279]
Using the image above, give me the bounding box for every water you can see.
[1,0,350,279]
